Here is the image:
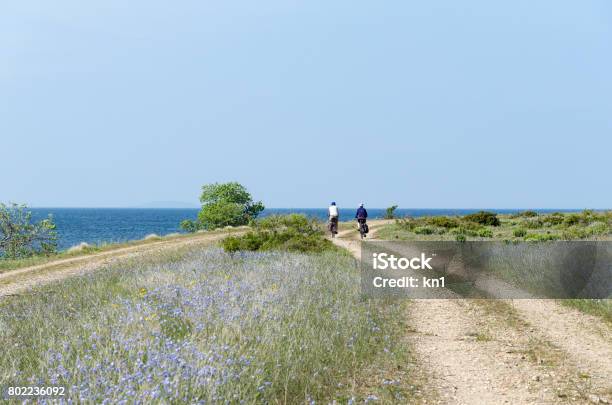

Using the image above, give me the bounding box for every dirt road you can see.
[0,230,242,298]
[331,221,612,404]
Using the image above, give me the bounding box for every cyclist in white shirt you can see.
[328,202,339,236]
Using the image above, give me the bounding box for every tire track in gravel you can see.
[509,299,611,392]
[331,223,611,404]
[0,230,242,298]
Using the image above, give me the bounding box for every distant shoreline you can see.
[30,207,605,210]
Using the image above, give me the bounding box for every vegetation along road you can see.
[0,211,609,403]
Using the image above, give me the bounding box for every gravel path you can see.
[0,231,240,298]
[331,222,611,404]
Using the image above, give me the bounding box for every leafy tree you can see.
[0,203,57,258]
[384,205,398,219]
[181,182,264,231]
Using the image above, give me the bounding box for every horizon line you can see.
[27,206,604,210]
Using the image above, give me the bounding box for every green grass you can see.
[561,299,612,324]
[376,211,612,322]
[0,246,413,403]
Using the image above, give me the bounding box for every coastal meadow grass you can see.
[0,248,409,403]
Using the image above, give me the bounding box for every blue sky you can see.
[1,1,610,208]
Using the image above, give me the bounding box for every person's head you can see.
[331,202,336,206]
[359,203,364,207]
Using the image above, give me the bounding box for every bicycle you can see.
[329,217,338,238]
[357,219,368,239]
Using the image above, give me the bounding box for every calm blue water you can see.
[30,207,582,251]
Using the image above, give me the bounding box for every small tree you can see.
[384,205,398,219]
[0,203,57,258]
[181,182,264,231]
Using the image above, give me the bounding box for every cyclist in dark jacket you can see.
[355,203,368,219]
[355,203,368,237]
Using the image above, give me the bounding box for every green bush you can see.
[384,205,398,219]
[426,216,460,229]
[179,220,199,233]
[542,213,565,226]
[560,222,609,240]
[522,218,544,229]
[561,227,588,240]
[459,221,485,231]
[221,214,334,253]
[478,228,493,238]
[414,226,435,235]
[563,214,581,227]
[455,234,466,242]
[513,228,527,237]
[520,210,538,217]
[579,210,609,226]
[463,211,500,226]
[0,203,57,258]
[524,233,560,242]
[395,218,418,231]
[587,222,609,235]
[450,227,479,237]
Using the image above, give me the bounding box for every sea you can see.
[29,207,582,251]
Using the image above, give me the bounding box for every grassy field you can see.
[0,246,413,403]
[375,210,612,322]
[376,210,612,242]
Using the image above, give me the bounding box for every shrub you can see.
[513,228,527,237]
[524,233,560,242]
[563,214,581,227]
[426,216,460,229]
[455,234,466,242]
[450,227,478,237]
[561,227,588,240]
[458,221,485,231]
[522,218,544,229]
[463,211,500,227]
[478,229,493,238]
[542,213,565,226]
[221,214,334,253]
[395,218,418,231]
[384,205,398,219]
[520,210,538,217]
[180,220,199,233]
[0,203,57,258]
[560,222,609,240]
[414,226,435,235]
[579,210,609,225]
[587,222,609,235]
